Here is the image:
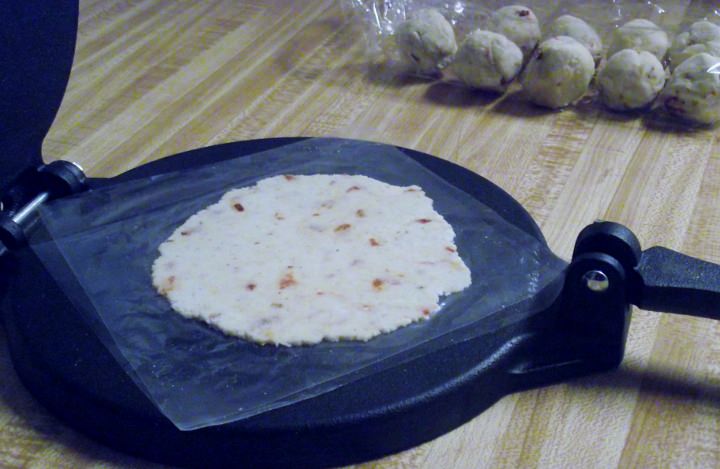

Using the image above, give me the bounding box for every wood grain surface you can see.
[2,0,720,467]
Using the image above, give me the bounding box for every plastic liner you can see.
[346,0,720,125]
[29,138,566,430]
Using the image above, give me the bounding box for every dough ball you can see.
[677,20,720,45]
[662,52,720,125]
[520,36,595,109]
[669,40,720,70]
[488,5,541,60]
[548,14,603,62]
[608,19,669,61]
[598,49,666,110]
[395,8,457,75]
[669,21,720,69]
[451,30,523,92]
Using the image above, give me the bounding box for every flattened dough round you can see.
[152,174,472,346]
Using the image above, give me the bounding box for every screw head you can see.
[583,270,609,292]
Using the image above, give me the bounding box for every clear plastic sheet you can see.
[29,138,565,430]
[346,0,720,125]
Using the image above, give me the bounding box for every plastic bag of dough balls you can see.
[548,15,603,64]
[395,8,457,75]
[488,5,541,60]
[597,49,666,111]
[451,30,523,92]
[662,52,720,125]
[608,19,670,61]
[520,36,595,109]
[669,21,720,69]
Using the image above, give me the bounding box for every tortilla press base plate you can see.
[2,138,571,468]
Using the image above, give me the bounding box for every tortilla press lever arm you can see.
[0,160,87,256]
[631,246,720,321]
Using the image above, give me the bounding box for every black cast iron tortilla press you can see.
[2,2,720,468]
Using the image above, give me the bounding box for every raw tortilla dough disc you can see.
[152,174,472,346]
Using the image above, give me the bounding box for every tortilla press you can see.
[2,1,720,468]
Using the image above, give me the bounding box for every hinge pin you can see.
[583,270,609,292]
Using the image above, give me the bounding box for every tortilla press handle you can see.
[632,247,720,320]
[0,160,86,256]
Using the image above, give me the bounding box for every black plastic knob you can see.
[37,160,87,198]
[572,221,642,272]
[0,215,26,250]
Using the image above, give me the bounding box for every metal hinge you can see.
[0,160,87,256]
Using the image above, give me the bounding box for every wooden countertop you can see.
[2,0,720,467]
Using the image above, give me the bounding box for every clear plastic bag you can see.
[29,138,565,430]
[347,0,715,66]
[346,0,720,125]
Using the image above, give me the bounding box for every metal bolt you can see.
[583,270,609,292]
[12,192,49,225]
